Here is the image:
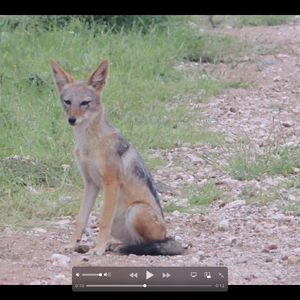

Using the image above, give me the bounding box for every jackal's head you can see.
[49,58,109,126]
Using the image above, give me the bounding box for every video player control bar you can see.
[72,266,228,292]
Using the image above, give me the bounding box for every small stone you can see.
[27,186,39,194]
[56,220,71,225]
[287,255,299,264]
[262,248,270,253]
[288,195,296,201]
[175,198,189,206]
[191,257,199,263]
[263,223,275,229]
[226,200,246,209]
[182,143,191,147]
[270,249,280,253]
[269,244,278,250]
[294,248,300,253]
[264,178,275,186]
[172,210,181,217]
[89,215,98,223]
[236,256,252,264]
[282,121,293,128]
[32,228,47,233]
[81,256,89,262]
[218,219,229,232]
[273,75,281,82]
[188,155,203,165]
[181,242,189,249]
[254,224,264,232]
[76,245,90,254]
[278,225,289,231]
[225,137,235,144]
[194,142,203,147]
[274,270,282,279]
[175,235,182,241]
[155,182,173,194]
[53,258,68,268]
[51,274,72,285]
[51,253,71,263]
[214,233,223,238]
[265,258,273,263]
[224,236,238,246]
[85,228,93,236]
[293,15,300,21]
[272,214,284,220]
[4,228,14,235]
[222,178,240,188]
[30,280,41,285]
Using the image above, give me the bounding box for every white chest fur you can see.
[72,127,104,188]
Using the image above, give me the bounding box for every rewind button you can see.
[129,272,138,278]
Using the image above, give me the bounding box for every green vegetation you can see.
[226,144,300,181]
[0,15,295,228]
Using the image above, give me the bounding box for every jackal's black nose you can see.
[68,117,76,125]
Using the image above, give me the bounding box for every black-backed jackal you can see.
[49,58,184,256]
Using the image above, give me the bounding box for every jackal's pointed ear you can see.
[49,58,74,93]
[86,58,109,93]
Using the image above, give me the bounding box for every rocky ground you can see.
[1,19,300,285]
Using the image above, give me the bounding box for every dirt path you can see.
[1,20,300,285]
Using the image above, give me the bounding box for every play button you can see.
[146,270,154,280]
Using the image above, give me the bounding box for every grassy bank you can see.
[0,15,294,228]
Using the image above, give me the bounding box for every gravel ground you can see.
[1,19,300,285]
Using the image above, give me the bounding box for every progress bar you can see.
[86,284,213,288]
[86,284,147,288]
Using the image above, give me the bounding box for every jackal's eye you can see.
[63,100,71,105]
[80,101,90,106]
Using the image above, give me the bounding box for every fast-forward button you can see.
[162,272,171,278]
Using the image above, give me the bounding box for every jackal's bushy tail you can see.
[119,237,184,256]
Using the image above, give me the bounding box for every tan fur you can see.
[49,58,169,255]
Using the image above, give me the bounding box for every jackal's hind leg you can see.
[125,203,166,243]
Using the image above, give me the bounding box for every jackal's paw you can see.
[92,246,106,256]
[106,242,123,253]
[60,243,78,253]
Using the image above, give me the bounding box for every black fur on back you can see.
[132,159,164,217]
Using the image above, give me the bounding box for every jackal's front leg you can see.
[93,181,120,256]
[60,182,99,253]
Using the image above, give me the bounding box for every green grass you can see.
[0,16,236,228]
[187,182,221,205]
[191,15,294,29]
[163,182,222,213]
[235,15,294,27]
[226,143,300,181]
[0,15,295,228]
